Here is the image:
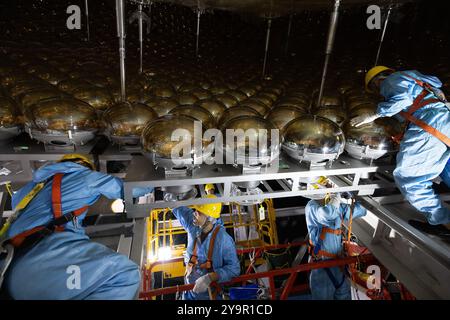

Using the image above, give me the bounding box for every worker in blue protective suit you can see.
[171,194,240,300]
[305,192,367,300]
[351,66,450,239]
[0,154,141,300]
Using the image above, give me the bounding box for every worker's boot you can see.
[408,220,450,241]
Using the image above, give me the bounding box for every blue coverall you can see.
[305,199,367,300]
[377,70,450,225]
[3,162,141,300]
[172,206,240,300]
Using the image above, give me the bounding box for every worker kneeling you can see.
[0,154,140,300]
[172,195,240,300]
[306,192,367,300]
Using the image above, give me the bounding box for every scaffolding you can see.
[144,198,279,292]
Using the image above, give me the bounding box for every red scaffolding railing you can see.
[140,242,376,300]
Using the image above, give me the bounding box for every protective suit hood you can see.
[33,162,89,183]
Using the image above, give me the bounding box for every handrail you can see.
[140,251,374,300]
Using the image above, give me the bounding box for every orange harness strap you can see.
[400,107,450,147]
[310,227,342,259]
[308,239,339,259]
[394,73,450,147]
[10,226,46,247]
[189,225,220,271]
[51,173,65,232]
[9,174,89,247]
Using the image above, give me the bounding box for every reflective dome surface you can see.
[72,86,114,111]
[103,102,158,138]
[18,88,65,112]
[176,93,199,105]
[57,78,90,94]
[315,107,347,127]
[28,97,99,132]
[274,97,309,112]
[265,106,306,130]
[214,93,239,108]
[282,115,345,164]
[0,96,20,127]
[221,115,280,165]
[198,99,226,120]
[144,97,178,116]
[240,99,271,116]
[218,106,259,128]
[344,117,403,160]
[141,114,209,161]
[316,94,341,108]
[169,105,216,129]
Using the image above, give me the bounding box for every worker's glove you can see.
[328,193,341,209]
[350,113,380,127]
[193,273,212,294]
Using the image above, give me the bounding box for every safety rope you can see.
[0,182,46,241]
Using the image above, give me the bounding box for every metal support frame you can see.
[123,155,395,217]
[129,218,147,266]
[262,18,272,78]
[353,196,450,299]
[116,0,126,102]
[317,0,340,107]
[0,135,98,184]
[98,144,134,178]
[374,4,393,66]
[85,0,90,41]
[330,173,450,299]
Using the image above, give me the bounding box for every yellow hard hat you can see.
[58,153,95,170]
[191,194,222,219]
[365,66,393,92]
[205,184,215,193]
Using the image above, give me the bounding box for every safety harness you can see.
[308,198,356,290]
[393,72,450,146]
[185,225,220,300]
[9,173,88,250]
[0,173,88,289]
[187,225,220,273]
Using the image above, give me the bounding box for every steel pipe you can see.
[317,0,340,107]
[85,0,90,41]
[138,3,143,73]
[262,18,272,78]
[285,14,293,55]
[195,9,201,57]
[374,5,393,66]
[116,0,126,102]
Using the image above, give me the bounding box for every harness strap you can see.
[401,72,429,88]
[9,174,88,248]
[51,173,65,232]
[308,239,339,259]
[399,112,450,147]
[188,225,220,271]
[10,226,46,248]
[324,267,346,290]
[206,227,220,263]
[395,73,450,147]
[189,241,199,266]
